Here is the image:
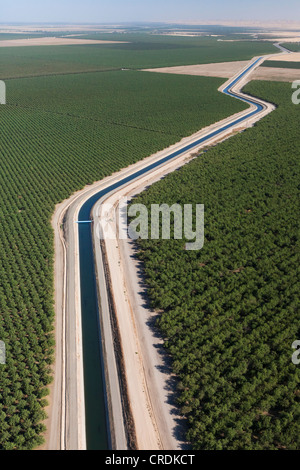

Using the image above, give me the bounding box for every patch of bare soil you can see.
[142,61,249,78]
[0,37,127,47]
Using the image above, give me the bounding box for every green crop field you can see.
[262,60,300,69]
[0,35,277,79]
[0,64,247,449]
[131,81,300,450]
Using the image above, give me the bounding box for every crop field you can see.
[0,35,277,79]
[0,33,49,41]
[0,65,247,449]
[0,29,294,450]
[284,43,300,52]
[131,81,300,450]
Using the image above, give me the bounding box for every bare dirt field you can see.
[0,37,127,47]
[266,52,300,62]
[143,60,299,82]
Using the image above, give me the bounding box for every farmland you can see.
[284,43,300,52]
[0,63,247,449]
[0,35,277,79]
[7,71,248,132]
[0,28,295,450]
[131,81,300,450]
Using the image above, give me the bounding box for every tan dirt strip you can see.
[0,37,127,47]
[143,61,299,83]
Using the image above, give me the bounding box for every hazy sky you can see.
[1,0,300,24]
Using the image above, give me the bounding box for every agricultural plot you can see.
[131,81,300,450]
[284,43,300,52]
[0,33,49,41]
[262,60,300,69]
[7,71,246,133]
[0,70,246,450]
[0,35,277,79]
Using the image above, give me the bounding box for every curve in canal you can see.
[78,56,266,449]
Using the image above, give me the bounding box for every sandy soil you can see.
[218,37,300,43]
[90,60,274,449]
[0,37,127,47]
[143,60,299,82]
[1,22,300,32]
